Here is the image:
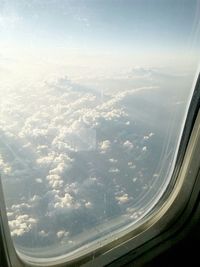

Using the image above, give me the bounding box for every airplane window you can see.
[0,0,199,264]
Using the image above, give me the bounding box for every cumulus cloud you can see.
[109,168,120,173]
[123,140,134,150]
[0,66,180,253]
[115,193,130,205]
[0,155,11,174]
[54,193,74,209]
[99,140,111,152]
[9,214,37,237]
[142,146,147,152]
[57,230,69,239]
[109,158,118,163]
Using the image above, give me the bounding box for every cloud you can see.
[57,230,69,239]
[54,193,74,209]
[38,230,49,238]
[123,140,134,150]
[109,158,118,163]
[109,167,120,173]
[0,68,179,252]
[142,146,147,152]
[8,214,37,237]
[129,66,155,78]
[99,140,111,152]
[115,193,130,205]
[0,155,11,174]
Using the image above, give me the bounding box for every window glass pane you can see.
[0,0,199,261]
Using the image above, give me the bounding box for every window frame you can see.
[0,73,200,267]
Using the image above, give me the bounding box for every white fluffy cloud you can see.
[0,155,11,174]
[99,140,111,152]
[115,193,130,205]
[0,69,174,252]
[9,214,37,237]
[123,140,134,150]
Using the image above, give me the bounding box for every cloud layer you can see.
[0,67,190,256]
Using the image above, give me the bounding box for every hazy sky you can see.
[0,0,200,68]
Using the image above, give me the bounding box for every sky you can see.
[0,0,200,69]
